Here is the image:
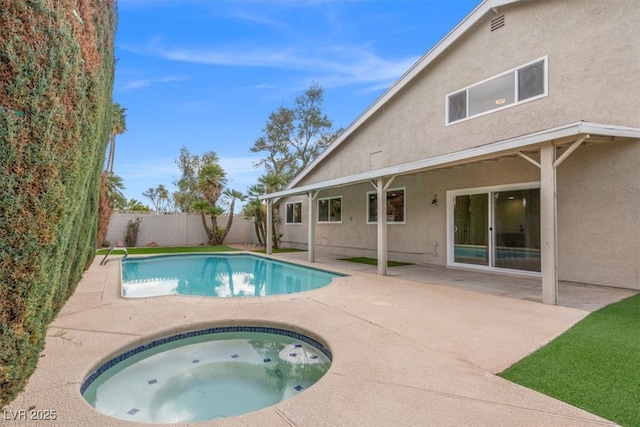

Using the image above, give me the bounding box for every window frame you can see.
[366,187,406,225]
[285,201,303,225]
[317,196,342,224]
[445,56,548,125]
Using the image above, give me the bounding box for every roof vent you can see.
[490,15,505,32]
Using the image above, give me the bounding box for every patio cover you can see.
[260,121,640,304]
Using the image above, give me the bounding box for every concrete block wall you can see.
[105,212,259,247]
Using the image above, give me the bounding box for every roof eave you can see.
[284,0,523,191]
[260,121,640,200]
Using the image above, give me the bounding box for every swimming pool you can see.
[121,253,344,298]
[81,326,332,423]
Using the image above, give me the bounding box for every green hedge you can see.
[0,1,116,406]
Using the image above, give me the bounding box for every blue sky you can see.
[113,0,479,203]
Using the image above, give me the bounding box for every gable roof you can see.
[260,121,640,200]
[284,0,522,191]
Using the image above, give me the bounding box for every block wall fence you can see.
[105,212,260,247]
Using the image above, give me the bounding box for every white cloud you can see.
[120,75,188,91]
[142,40,419,90]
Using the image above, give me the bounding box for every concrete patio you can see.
[4,251,636,426]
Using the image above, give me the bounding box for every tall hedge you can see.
[0,1,116,406]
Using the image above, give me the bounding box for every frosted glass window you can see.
[446,57,546,124]
[468,73,515,116]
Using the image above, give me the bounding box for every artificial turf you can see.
[498,294,640,426]
[251,248,306,254]
[95,246,305,255]
[95,245,237,255]
[338,257,413,267]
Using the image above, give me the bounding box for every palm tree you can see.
[97,171,126,245]
[259,172,286,194]
[218,189,246,244]
[103,172,126,207]
[198,163,227,205]
[243,183,267,245]
[123,198,151,212]
[193,162,229,245]
[105,103,126,173]
[259,172,286,248]
[142,184,173,213]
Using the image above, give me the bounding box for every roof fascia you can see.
[260,121,640,200]
[285,0,522,191]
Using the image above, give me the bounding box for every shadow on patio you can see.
[271,250,637,312]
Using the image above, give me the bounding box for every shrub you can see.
[124,217,142,247]
[0,1,116,406]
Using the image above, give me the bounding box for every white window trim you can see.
[285,201,303,225]
[366,187,406,225]
[317,196,343,224]
[445,181,541,278]
[445,56,548,126]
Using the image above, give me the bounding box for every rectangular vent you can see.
[491,15,505,32]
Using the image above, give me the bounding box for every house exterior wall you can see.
[557,140,640,288]
[280,155,542,263]
[277,0,640,291]
[279,141,640,290]
[297,0,640,187]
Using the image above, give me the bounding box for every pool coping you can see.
[5,252,627,426]
[119,251,348,299]
[80,324,333,397]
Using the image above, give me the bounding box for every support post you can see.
[266,199,273,255]
[540,143,557,305]
[372,175,396,276]
[377,177,387,276]
[307,191,317,262]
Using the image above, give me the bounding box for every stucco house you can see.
[261,0,640,304]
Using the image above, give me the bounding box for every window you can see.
[446,57,547,124]
[318,196,342,223]
[285,202,302,224]
[367,188,405,224]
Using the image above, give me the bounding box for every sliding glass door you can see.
[493,189,540,272]
[453,194,489,266]
[449,184,540,273]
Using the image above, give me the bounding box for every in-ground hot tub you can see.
[81,326,332,423]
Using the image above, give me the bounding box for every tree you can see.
[103,173,126,207]
[105,103,126,173]
[121,198,151,212]
[97,172,126,246]
[175,147,244,245]
[219,189,247,244]
[259,172,286,248]
[173,146,220,213]
[250,83,342,184]
[243,184,267,246]
[142,184,172,213]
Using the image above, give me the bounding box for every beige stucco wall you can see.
[105,213,259,247]
[278,0,640,290]
[279,141,640,290]
[298,0,640,186]
[557,140,640,288]
[280,155,541,264]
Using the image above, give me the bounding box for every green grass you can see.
[96,245,237,255]
[499,294,640,426]
[338,257,413,267]
[251,248,306,254]
[95,246,306,256]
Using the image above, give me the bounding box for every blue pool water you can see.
[121,253,344,298]
[81,326,332,423]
